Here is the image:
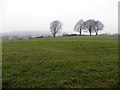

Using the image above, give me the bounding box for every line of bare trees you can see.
[50,19,104,37]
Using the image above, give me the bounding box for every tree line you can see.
[50,19,104,37]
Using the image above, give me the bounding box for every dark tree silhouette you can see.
[74,19,84,35]
[50,20,63,37]
[83,19,96,35]
[94,20,104,35]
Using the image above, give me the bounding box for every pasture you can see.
[2,35,118,88]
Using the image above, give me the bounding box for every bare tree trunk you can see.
[79,29,82,35]
[96,32,98,35]
[90,33,91,35]
[96,30,98,35]
[53,33,55,37]
[89,29,92,35]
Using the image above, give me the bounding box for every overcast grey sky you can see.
[0,0,119,34]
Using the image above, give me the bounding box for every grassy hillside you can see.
[2,35,118,88]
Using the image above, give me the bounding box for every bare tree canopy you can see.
[74,19,84,35]
[50,20,62,37]
[83,19,96,35]
[94,20,104,35]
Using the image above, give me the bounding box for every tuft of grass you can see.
[2,35,118,88]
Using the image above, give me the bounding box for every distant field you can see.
[2,35,119,88]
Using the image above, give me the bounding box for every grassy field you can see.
[2,35,119,88]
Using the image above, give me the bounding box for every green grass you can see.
[2,35,119,88]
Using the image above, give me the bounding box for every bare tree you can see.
[94,20,104,35]
[74,19,84,35]
[83,19,96,35]
[50,20,63,37]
